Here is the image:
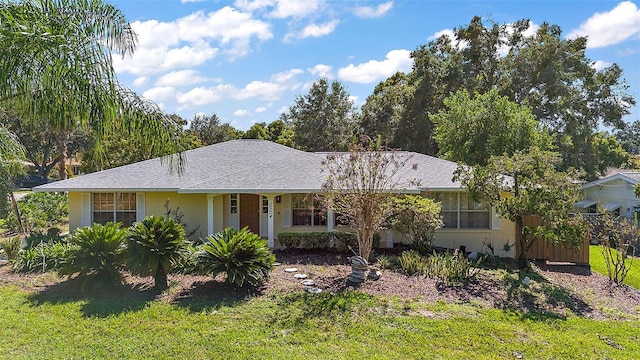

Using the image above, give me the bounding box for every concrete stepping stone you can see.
[307,287,322,294]
[301,279,316,286]
[293,273,308,279]
[284,267,298,273]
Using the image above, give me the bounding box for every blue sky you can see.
[111,0,640,131]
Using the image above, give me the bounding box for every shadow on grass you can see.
[270,290,376,327]
[170,278,261,313]
[27,277,159,318]
[500,264,593,319]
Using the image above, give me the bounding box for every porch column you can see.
[327,209,335,247]
[207,194,215,236]
[267,195,275,248]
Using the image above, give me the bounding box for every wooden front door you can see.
[239,194,260,234]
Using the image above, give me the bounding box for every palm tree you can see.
[126,216,188,290]
[0,126,26,232]
[0,0,184,175]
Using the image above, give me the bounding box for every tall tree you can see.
[0,0,184,177]
[431,88,552,166]
[0,108,89,178]
[81,114,200,172]
[367,16,634,178]
[360,72,413,147]
[616,120,640,155]
[283,78,357,152]
[455,147,588,267]
[242,122,269,140]
[189,113,242,145]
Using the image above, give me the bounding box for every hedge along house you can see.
[34,139,516,257]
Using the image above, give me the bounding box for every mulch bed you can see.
[1,251,639,320]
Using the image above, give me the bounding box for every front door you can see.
[239,194,260,234]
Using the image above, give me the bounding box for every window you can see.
[93,193,136,227]
[431,192,490,229]
[292,194,326,226]
[230,194,238,213]
[262,196,269,214]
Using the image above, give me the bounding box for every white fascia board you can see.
[33,187,180,193]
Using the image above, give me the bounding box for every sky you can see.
[110,0,640,131]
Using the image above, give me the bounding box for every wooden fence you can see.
[519,215,590,265]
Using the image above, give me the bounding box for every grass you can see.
[0,271,639,359]
[590,245,640,290]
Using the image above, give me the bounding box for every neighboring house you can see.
[577,170,640,218]
[35,139,516,257]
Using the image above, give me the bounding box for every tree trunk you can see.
[58,132,69,180]
[9,191,25,235]
[516,216,528,268]
[155,264,168,290]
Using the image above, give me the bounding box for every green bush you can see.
[173,243,202,274]
[12,231,70,273]
[333,232,380,253]
[423,250,480,286]
[375,254,401,270]
[126,216,188,290]
[59,223,126,290]
[2,192,68,233]
[194,227,275,287]
[399,250,426,275]
[13,241,71,273]
[278,232,331,249]
[0,236,20,260]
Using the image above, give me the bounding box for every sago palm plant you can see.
[194,227,275,287]
[59,222,126,290]
[125,216,188,290]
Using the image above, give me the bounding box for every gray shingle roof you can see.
[35,139,464,193]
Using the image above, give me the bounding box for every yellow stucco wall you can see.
[68,192,83,231]
[67,191,516,257]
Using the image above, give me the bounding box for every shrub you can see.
[0,236,20,260]
[194,227,275,287]
[333,232,381,253]
[399,250,426,275]
[12,231,70,273]
[375,254,401,270]
[2,192,68,233]
[390,195,443,255]
[588,214,640,286]
[13,241,71,273]
[278,232,331,249]
[423,250,480,286]
[173,243,202,274]
[126,216,188,290]
[59,223,126,290]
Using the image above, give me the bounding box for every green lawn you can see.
[590,245,640,290]
[0,274,639,359]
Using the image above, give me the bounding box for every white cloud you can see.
[234,0,275,12]
[156,70,208,87]
[592,60,613,71]
[353,1,393,18]
[254,106,268,113]
[133,76,149,87]
[337,49,412,84]
[176,85,234,106]
[143,86,177,102]
[269,0,323,18]
[308,64,333,78]
[271,68,304,83]
[567,1,640,48]
[234,80,288,101]
[113,7,273,75]
[181,0,204,2]
[300,20,339,39]
[234,109,251,116]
